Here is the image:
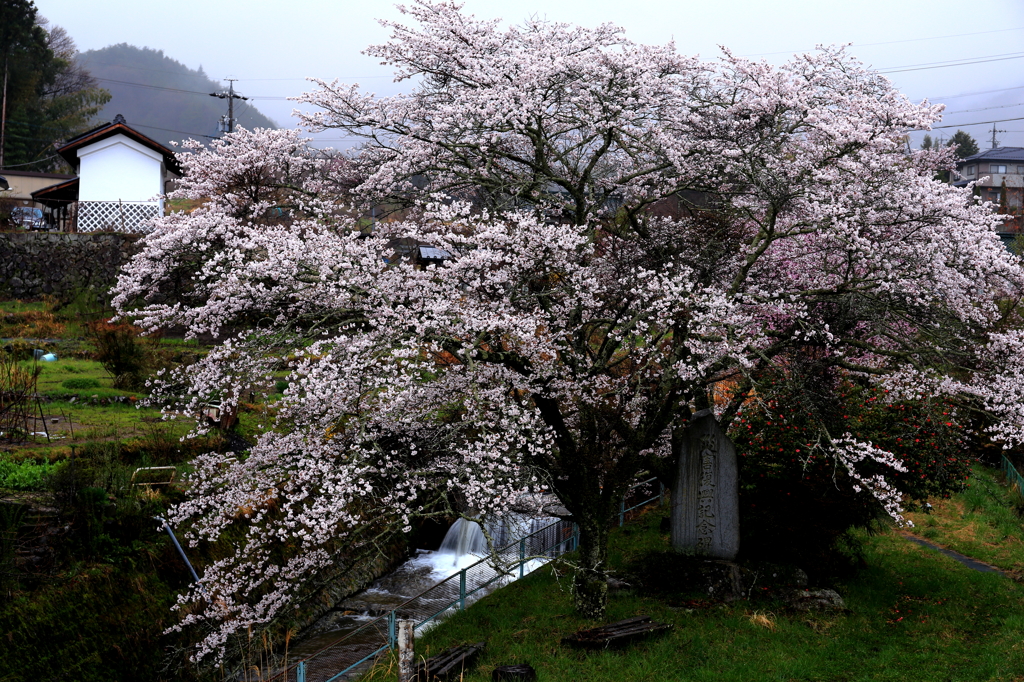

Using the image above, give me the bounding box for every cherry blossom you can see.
[113,1,1024,660]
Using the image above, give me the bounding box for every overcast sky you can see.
[34,0,1024,150]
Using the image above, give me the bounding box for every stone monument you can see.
[671,409,740,560]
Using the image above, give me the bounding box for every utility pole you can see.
[209,79,248,134]
[990,122,1006,150]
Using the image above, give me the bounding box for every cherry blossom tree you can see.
[113,1,1024,659]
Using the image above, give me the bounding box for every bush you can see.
[0,457,64,491]
[731,379,970,572]
[60,377,101,390]
[87,320,156,390]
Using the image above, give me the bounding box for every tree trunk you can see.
[572,519,609,620]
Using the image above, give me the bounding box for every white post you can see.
[397,619,415,682]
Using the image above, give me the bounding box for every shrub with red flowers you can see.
[731,374,970,570]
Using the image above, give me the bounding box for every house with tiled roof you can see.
[953,147,1024,206]
[32,115,179,233]
[952,146,1024,245]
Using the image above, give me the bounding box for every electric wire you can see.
[742,26,1024,57]
[0,153,63,168]
[930,116,1024,130]
[880,52,1024,74]
[943,102,1023,116]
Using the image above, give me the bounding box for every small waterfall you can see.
[436,514,562,562]
[437,518,488,558]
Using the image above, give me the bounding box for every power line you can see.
[930,116,1024,130]
[929,84,1024,100]
[879,51,1024,74]
[130,122,219,139]
[93,77,211,96]
[86,57,1024,108]
[882,50,1024,70]
[237,76,391,82]
[91,75,289,102]
[943,102,1023,116]
[742,26,1024,57]
[2,115,218,141]
[0,153,62,168]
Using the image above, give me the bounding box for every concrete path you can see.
[901,532,1006,575]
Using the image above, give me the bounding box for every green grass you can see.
[0,299,46,314]
[365,505,1024,682]
[15,357,132,398]
[906,464,1024,577]
[4,399,196,462]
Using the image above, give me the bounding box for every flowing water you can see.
[283,514,563,680]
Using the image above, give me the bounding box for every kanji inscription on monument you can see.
[671,409,740,560]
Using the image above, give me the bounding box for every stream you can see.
[281,514,567,681]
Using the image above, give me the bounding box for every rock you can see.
[641,557,744,602]
[786,588,846,612]
[606,576,632,591]
[790,567,809,588]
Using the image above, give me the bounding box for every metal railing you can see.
[279,477,665,682]
[1001,455,1024,494]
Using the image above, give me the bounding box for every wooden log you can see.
[492,664,537,681]
[562,616,672,649]
[415,641,485,681]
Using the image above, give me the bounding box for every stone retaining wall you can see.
[0,232,142,301]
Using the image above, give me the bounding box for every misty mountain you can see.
[77,44,277,148]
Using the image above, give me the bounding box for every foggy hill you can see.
[77,44,277,148]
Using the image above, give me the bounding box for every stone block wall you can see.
[0,232,143,301]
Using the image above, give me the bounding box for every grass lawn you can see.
[19,356,131,397]
[364,487,1024,682]
[0,299,46,314]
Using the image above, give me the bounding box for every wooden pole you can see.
[1,58,8,169]
[397,619,415,682]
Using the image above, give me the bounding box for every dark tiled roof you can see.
[56,118,180,173]
[31,177,79,204]
[959,147,1024,164]
[0,169,74,180]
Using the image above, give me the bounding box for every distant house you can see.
[384,237,454,268]
[0,169,75,229]
[953,147,1024,243]
[33,115,179,233]
[954,147,1024,206]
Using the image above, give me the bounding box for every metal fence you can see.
[277,477,665,682]
[1002,455,1024,494]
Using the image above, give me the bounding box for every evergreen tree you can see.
[949,130,980,159]
[0,1,108,171]
[0,0,48,168]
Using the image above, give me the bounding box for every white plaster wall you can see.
[77,135,164,208]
